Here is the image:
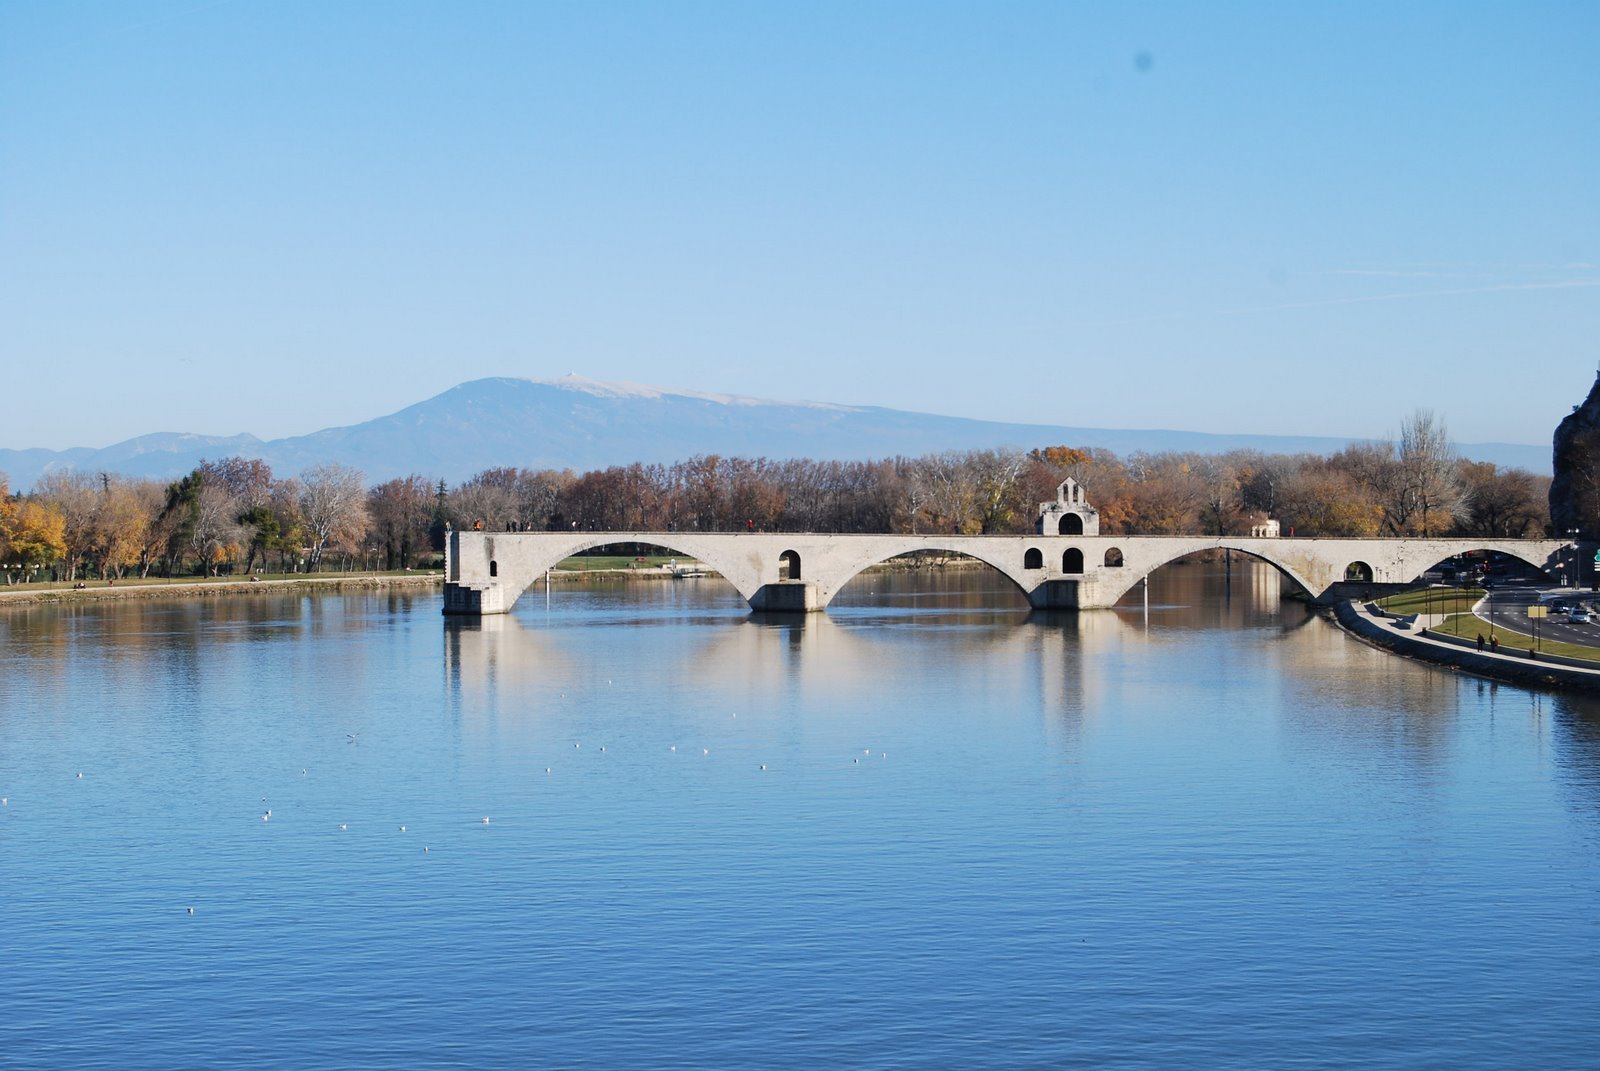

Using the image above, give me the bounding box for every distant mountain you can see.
[0,375,1553,490]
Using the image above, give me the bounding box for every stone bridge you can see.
[442,531,1570,615]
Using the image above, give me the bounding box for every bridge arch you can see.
[1092,540,1323,607]
[1060,514,1084,536]
[1405,545,1553,585]
[821,544,1035,607]
[477,533,775,607]
[1063,548,1084,574]
[1023,547,1043,570]
[780,550,802,581]
[1104,547,1124,568]
[1345,561,1374,582]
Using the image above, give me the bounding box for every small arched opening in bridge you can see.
[779,550,802,581]
[1059,514,1084,536]
[1345,561,1373,582]
[489,560,498,578]
[1024,547,1043,570]
[1104,547,1124,568]
[1062,548,1084,574]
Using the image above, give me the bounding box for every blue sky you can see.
[2,1,1596,452]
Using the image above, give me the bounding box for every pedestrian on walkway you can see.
[1490,635,1500,652]
[1476,633,1485,651]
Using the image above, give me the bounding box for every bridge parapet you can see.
[443,531,1569,616]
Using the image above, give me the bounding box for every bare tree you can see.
[451,469,520,531]
[32,471,98,580]
[1397,409,1468,537]
[369,475,435,567]
[299,463,368,571]
[907,452,981,534]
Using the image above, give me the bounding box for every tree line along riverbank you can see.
[1,407,1559,591]
[0,572,444,607]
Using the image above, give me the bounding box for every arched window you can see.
[1063,548,1084,574]
[1345,561,1373,582]
[1023,547,1043,570]
[780,550,802,581]
[489,560,499,578]
[1059,514,1084,536]
[1104,547,1124,568]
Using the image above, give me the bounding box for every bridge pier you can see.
[444,582,509,615]
[1028,578,1111,610]
[749,581,823,612]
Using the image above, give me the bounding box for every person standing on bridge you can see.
[1477,633,1485,651]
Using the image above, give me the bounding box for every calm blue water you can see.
[4,565,1599,1069]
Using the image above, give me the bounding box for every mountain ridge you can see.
[0,375,1552,490]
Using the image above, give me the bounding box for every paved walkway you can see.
[1337,599,1600,691]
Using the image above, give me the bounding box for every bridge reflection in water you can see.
[439,560,1422,758]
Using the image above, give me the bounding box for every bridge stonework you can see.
[444,531,1568,614]
[442,531,1568,616]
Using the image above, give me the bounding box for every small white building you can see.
[1038,478,1100,536]
[1248,515,1281,538]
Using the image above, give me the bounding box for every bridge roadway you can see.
[443,531,1569,615]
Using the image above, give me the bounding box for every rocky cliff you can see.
[1550,371,1600,534]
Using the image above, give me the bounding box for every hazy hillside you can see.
[0,375,1552,490]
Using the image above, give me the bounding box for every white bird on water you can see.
[482,817,491,825]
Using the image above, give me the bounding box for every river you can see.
[3,561,1598,1069]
